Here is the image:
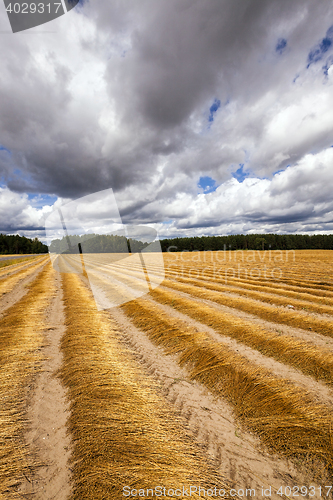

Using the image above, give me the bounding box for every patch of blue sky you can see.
[162,219,173,225]
[322,55,333,76]
[12,168,33,183]
[276,38,287,55]
[9,168,36,186]
[198,176,218,193]
[231,164,249,183]
[208,98,221,123]
[307,25,333,68]
[272,165,292,178]
[0,145,11,154]
[273,169,285,176]
[28,193,58,208]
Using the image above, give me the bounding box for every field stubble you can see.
[60,271,231,499]
[0,260,54,497]
[2,250,333,497]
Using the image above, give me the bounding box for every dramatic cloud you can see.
[0,0,333,239]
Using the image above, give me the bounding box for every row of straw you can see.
[0,255,45,277]
[0,261,53,497]
[109,254,333,300]
[60,272,230,500]
[0,255,37,271]
[162,253,333,292]
[162,264,333,296]
[87,256,333,319]
[162,278,333,337]
[163,266,333,310]
[0,256,48,298]
[149,288,333,387]
[121,295,333,479]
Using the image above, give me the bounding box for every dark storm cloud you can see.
[104,0,331,127]
[1,0,333,236]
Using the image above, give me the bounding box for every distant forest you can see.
[49,234,149,254]
[160,233,333,252]
[50,232,333,253]
[0,234,48,254]
[3,232,333,255]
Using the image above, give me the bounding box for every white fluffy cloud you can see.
[0,0,333,239]
[3,147,333,240]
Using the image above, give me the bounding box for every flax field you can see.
[1,250,333,498]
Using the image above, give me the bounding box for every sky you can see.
[0,0,333,241]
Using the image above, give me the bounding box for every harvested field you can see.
[1,249,333,498]
[0,255,37,270]
[0,259,53,496]
[0,256,48,299]
[60,272,229,499]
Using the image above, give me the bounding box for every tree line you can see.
[49,234,148,254]
[160,233,333,252]
[4,232,332,256]
[0,234,48,254]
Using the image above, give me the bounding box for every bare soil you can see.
[18,271,72,499]
[0,261,48,319]
[109,306,319,496]
[143,293,333,408]
[11,261,332,498]
[162,284,333,350]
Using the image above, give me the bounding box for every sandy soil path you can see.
[142,295,333,407]
[161,284,333,350]
[0,262,49,319]
[109,306,317,496]
[18,271,72,499]
[0,254,39,262]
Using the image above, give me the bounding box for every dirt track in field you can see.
[0,261,72,499]
[140,293,333,407]
[18,270,72,499]
[109,306,313,492]
[0,260,49,319]
[2,250,333,498]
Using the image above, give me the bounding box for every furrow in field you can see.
[60,258,333,348]
[81,253,333,353]
[162,278,333,337]
[120,296,333,476]
[163,258,333,293]
[263,276,333,291]
[163,261,333,294]
[142,293,333,405]
[59,253,333,325]
[0,256,38,274]
[109,306,316,493]
[160,283,333,354]
[60,272,229,500]
[0,262,51,319]
[85,266,147,306]
[59,254,157,309]
[0,256,44,278]
[0,256,49,299]
[0,262,55,497]
[163,265,333,305]
[106,257,333,303]
[57,251,330,302]
[150,286,333,386]
[164,272,333,316]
